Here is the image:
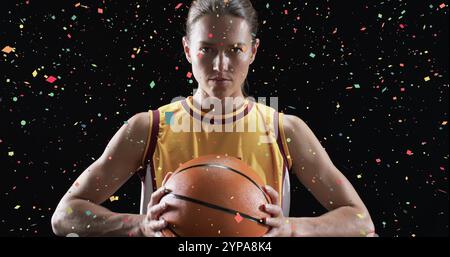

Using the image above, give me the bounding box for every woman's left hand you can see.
[260,185,293,237]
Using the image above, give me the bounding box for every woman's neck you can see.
[192,88,247,115]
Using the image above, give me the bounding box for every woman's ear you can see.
[250,38,260,64]
[182,36,192,64]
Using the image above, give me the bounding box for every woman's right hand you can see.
[140,172,173,237]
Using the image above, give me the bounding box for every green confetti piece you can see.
[71,15,77,21]
[382,87,387,93]
[354,84,360,89]
[20,120,26,126]
[48,92,54,97]
[309,52,316,58]
[149,81,156,88]
[91,63,97,68]
[12,96,18,102]
[266,3,270,8]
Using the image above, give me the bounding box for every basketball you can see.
[159,154,272,237]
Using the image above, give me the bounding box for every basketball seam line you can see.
[169,193,268,226]
[172,163,271,203]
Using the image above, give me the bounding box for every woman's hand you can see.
[261,185,293,237]
[139,172,173,237]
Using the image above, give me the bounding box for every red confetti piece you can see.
[360,26,366,31]
[186,72,192,78]
[208,33,213,38]
[98,8,103,14]
[406,150,413,156]
[399,63,404,67]
[335,178,342,185]
[46,76,57,83]
[439,3,446,9]
[375,158,381,163]
[399,23,405,29]
[440,167,445,171]
[234,213,243,223]
[284,9,288,15]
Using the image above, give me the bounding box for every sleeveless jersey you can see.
[137,96,293,216]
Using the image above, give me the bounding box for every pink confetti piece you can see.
[399,23,405,29]
[406,150,413,156]
[186,72,192,78]
[360,26,367,31]
[234,213,243,223]
[175,3,183,10]
[336,178,342,185]
[46,76,57,83]
[208,33,213,38]
[439,3,446,9]
[98,8,103,14]
[284,9,288,15]
[375,158,381,164]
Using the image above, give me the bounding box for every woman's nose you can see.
[212,52,230,72]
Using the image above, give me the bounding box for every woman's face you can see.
[183,14,259,99]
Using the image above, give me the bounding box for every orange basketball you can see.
[159,154,272,237]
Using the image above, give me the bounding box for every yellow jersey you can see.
[137,96,292,216]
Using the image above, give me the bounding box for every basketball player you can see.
[51,0,375,237]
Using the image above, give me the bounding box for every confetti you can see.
[2,46,14,53]
[46,76,57,83]
[234,213,243,223]
[109,196,119,202]
[175,3,183,10]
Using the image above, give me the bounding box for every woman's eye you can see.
[231,47,242,53]
[200,47,211,53]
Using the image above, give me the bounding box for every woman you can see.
[51,0,375,237]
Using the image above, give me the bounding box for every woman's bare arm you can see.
[51,112,150,236]
[283,114,375,236]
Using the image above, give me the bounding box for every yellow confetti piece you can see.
[2,46,15,53]
[357,174,362,179]
[442,121,448,125]
[66,207,73,214]
[8,151,14,156]
[14,205,21,210]
[32,70,38,77]
[424,76,430,81]
[356,213,364,219]
[109,196,119,202]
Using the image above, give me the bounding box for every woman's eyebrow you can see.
[198,41,247,47]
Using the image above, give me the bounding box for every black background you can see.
[0,0,448,236]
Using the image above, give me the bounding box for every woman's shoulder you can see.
[282,114,312,139]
